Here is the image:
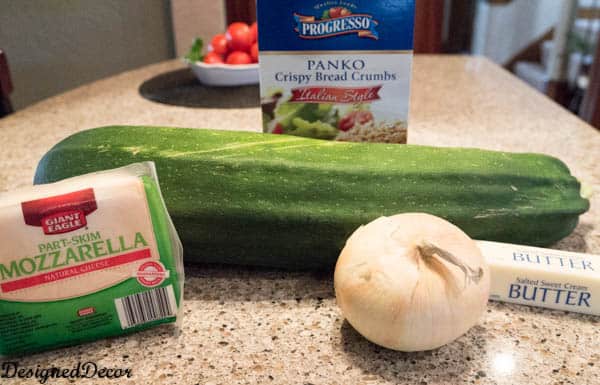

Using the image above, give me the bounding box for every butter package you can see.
[479,241,599,315]
[257,0,414,143]
[0,162,183,356]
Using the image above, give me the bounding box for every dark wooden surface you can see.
[444,0,476,53]
[0,50,14,118]
[225,0,256,24]
[413,0,444,54]
[580,43,600,130]
[505,29,554,71]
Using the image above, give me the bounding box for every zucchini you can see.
[34,126,589,269]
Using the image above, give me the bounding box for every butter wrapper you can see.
[479,240,599,315]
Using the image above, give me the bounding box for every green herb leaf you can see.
[290,117,338,139]
[185,37,204,62]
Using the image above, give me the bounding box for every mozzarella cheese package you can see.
[0,162,183,356]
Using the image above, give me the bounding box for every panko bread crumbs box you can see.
[257,0,415,143]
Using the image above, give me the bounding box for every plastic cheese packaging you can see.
[479,240,599,315]
[0,162,183,356]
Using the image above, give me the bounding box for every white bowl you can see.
[188,61,259,87]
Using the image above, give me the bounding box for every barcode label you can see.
[115,285,177,329]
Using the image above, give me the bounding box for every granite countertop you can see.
[0,56,598,385]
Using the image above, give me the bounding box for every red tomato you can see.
[329,7,342,18]
[226,51,252,65]
[272,124,283,134]
[208,34,228,56]
[338,110,373,131]
[203,52,224,64]
[356,110,374,124]
[250,42,259,63]
[226,22,252,52]
[249,22,258,43]
[338,114,354,131]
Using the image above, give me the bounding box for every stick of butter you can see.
[0,162,183,356]
[478,240,598,315]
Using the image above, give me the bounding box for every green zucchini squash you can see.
[34,126,589,269]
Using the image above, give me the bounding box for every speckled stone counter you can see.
[0,56,598,385]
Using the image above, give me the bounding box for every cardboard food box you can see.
[257,0,415,143]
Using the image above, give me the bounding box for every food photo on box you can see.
[0,0,599,384]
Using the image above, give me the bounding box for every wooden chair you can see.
[0,50,14,118]
[413,0,444,53]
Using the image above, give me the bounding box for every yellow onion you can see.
[334,213,489,351]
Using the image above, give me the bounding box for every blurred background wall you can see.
[1,0,598,128]
[471,0,562,64]
[0,0,175,109]
[171,0,226,57]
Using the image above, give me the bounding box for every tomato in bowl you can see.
[184,21,259,87]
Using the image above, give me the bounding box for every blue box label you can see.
[258,0,415,51]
